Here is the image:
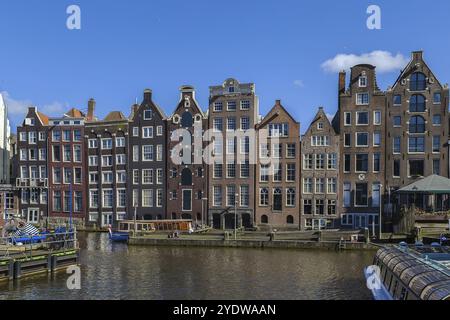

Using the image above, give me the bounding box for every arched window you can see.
[409,116,426,134]
[261,215,268,224]
[181,168,192,186]
[287,215,294,224]
[181,111,193,127]
[409,94,426,112]
[410,72,427,91]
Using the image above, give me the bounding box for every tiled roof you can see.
[36,111,49,125]
[65,108,86,118]
[104,111,127,121]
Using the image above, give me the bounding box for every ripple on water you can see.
[0,232,373,300]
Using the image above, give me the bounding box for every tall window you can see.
[260,188,269,206]
[409,160,424,177]
[356,93,369,105]
[409,137,425,153]
[372,183,380,208]
[393,160,401,177]
[355,183,368,206]
[410,72,426,91]
[328,153,337,170]
[433,159,440,175]
[373,153,381,172]
[273,188,282,211]
[409,116,425,133]
[260,164,270,182]
[286,188,296,207]
[226,185,236,206]
[286,163,296,182]
[356,154,369,172]
[356,112,369,125]
[433,136,441,153]
[102,190,113,208]
[409,94,426,112]
[315,154,325,170]
[303,178,312,194]
[303,154,313,170]
[240,185,249,207]
[356,133,369,147]
[393,137,401,154]
[344,154,351,173]
[213,186,222,206]
[315,178,325,194]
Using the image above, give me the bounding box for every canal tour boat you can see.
[365,244,450,300]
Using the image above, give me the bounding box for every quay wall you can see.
[128,237,378,251]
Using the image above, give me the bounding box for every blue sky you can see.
[1,0,449,133]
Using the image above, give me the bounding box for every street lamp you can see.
[379,183,383,240]
[201,197,208,228]
[234,193,239,240]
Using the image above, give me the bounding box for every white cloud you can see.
[321,50,408,74]
[1,91,67,129]
[293,80,304,88]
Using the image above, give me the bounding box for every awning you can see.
[396,175,450,194]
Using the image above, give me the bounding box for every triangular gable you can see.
[391,51,445,90]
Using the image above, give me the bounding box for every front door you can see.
[27,209,39,224]
[182,190,192,212]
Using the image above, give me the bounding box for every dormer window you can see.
[359,76,367,87]
[144,110,153,120]
[228,86,235,93]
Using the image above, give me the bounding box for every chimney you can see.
[339,70,346,94]
[143,89,152,103]
[131,103,139,116]
[275,99,281,105]
[87,98,96,121]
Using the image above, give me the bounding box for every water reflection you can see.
[0,232,373,300]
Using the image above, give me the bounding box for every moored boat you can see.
[365,243,450,300]
[108,226,129,243]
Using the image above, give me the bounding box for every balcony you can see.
[16,178,48,189]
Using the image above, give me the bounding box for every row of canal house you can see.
[13,51,450,232]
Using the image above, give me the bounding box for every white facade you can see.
[0,93,11,183]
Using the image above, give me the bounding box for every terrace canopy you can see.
[396,175,450,212]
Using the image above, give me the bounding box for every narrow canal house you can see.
[301,107,339,230]
[128,89,167,221]
[47,108,87,228]
[385,51,449,220]
[207,79,259,229]
[255,100,301,229]
[16,107,49,225]
[333,64,386,232]
[167,86,208,223]
[85,99,129,229]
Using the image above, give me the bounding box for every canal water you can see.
[0,232,374,300]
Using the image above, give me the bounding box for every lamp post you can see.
[133,201,137,235]
[234,193,239,241]
[379,183,383,240]
[201,197,208,228]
